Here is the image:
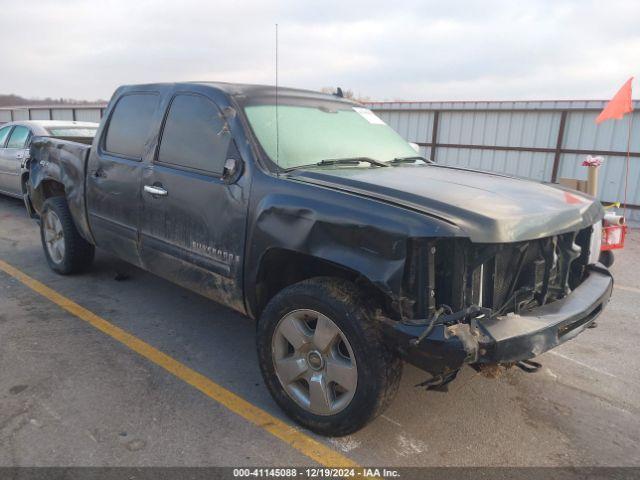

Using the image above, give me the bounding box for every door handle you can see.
[17,152,29,167]
[91,169,106,178]
[144,185,168,197]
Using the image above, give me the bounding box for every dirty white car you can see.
[0,120,97,199]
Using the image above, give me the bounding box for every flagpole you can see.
[623,110,633,220]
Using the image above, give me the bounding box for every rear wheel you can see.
[257,277,402,436]
[40,197,94,274]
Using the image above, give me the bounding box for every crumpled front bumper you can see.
[472,264,613,364]
[383,264,613,375]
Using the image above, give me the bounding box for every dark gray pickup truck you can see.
[27,82,613,435]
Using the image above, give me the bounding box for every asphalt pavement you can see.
[1,195,639,467]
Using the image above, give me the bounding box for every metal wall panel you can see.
[11,109,29,121]
[376,110,434,159]
[51,108,75,121]
[0,105,105,125]
[437,110,561,149]
[376,110,434,144]
[368,99,637,112]
[74,108,102,122]
[563,110,640,152]
[437,147,554,181]
[30,109,51,120]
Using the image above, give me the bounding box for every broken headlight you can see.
[588,221,602,265]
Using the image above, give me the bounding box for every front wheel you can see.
[40,197,95,275]
[257,277,402,436]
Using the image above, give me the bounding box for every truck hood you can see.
[289,164,603,243]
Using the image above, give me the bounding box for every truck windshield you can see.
[244,105,417,170]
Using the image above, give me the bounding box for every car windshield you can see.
[244,104,417,170]
[46,127,97,137]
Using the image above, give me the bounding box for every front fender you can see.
[245,175,463,318]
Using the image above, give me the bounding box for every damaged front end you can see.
[381,225,613,387]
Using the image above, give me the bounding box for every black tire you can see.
[257,277,402,436]
[40,196,95,275]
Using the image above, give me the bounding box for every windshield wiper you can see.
[390,155,433,165]
[284,157,389,172]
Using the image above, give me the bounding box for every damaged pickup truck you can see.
[26,82,613,436]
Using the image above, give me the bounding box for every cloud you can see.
[1,0,638,101]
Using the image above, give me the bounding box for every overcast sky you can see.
[2,0,638,102]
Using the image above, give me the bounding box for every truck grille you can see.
[434,226,593,315]
[485,228,591,313]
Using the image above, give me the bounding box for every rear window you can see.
[6,126,30,148]
[47,127,97,137]
[104,93,159,159]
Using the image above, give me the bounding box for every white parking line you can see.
[380,415,403,427]
[548,350,620,380]
[616,284,640,294]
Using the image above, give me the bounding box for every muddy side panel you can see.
[29,137,94,243]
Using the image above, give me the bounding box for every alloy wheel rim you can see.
[272,309,357,416]
[44,210,65,264]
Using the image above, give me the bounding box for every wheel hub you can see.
[306,350,324,371]
[272,309,358,416]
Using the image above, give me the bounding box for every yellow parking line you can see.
[0,258,360,468]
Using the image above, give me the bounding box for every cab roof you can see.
[117,81,358,107]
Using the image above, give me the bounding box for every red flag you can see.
[596,77,634,124]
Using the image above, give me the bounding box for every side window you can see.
[0,126,11,147]
[6,126,30,148]
[157,94,230,175]
[104,93,159,159]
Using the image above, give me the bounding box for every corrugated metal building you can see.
[0,105,105,124]
[367,100,640,223]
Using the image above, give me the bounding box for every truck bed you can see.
[28,136,94,243]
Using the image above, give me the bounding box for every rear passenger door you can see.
[139,92,248,313]
[86,92,160,266]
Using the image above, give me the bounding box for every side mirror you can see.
[222,157,243,183]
